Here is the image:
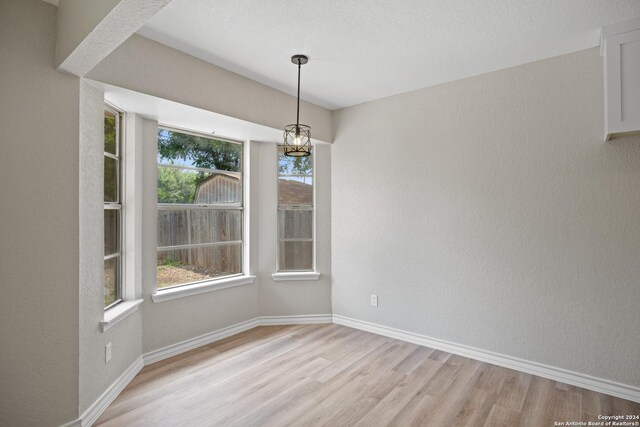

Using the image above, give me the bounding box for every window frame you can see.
[104,105,124,310]
[155,126,246,291]
[276,145,316,273]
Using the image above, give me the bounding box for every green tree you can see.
[104,114,117,202]
[157,167,198,203]
[158,130,241,175]
[278,151,312,175]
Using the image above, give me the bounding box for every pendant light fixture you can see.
[283,54,311,157]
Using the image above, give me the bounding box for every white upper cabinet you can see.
[602,18,640,141]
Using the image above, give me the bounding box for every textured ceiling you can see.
[139,0,640,110]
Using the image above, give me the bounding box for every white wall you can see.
[0,1,80,425]
[332,48,640,388]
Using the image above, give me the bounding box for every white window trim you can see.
[271,272,320,281]
[101,299,143,332]
[152,275,255,303]
[103,108,143,331]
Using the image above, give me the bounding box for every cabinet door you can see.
[605,29,640,140]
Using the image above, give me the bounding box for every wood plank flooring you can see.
[95,324,640,427]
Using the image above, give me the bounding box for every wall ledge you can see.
[271,272,320,281]
[151,275,256,303]
[101,299,143,332]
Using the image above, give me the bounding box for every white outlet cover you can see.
[105,342,112,363]
[370,295,378,307]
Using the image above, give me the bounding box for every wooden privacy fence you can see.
[157,173,243,277]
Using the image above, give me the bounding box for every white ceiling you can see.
[138,0,640,110]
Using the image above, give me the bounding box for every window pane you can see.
[156,128,244,290]
[278,148,312,175]
[190,209,242,244]
[157,129,242,172]
[278,209,312,239]
[104,209,119,256]
[104,257,119,306]
[104,110,117,154]
[104,156,118,202]
[278,177,313,206]
[278,241,313,271]
[157,243,242,289]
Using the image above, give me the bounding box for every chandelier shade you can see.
[283,124,311,157]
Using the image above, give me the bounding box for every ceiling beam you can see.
[56,0,172,76]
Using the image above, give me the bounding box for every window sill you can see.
[271,272,320,282]
[151,275,256,303]
[101,299,143,332]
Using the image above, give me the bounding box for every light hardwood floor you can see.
[96,324,640,427]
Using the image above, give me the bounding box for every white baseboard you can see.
[258,314,333,325]
[143,317,260,365]
[142,314,332,366]
[333,314,640,403]
[64,356,144,427]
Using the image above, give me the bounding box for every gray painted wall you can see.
[0,1,80,425]
[332,48,640,387]
[79,82,143,414]
[55,0,120,67]
[257,143,332,316]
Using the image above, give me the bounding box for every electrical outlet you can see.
[105,342,112,363]
[370,294,378,307]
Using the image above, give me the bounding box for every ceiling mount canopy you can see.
[283,54,311,157]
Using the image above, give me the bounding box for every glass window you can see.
[277,146,313,271]
[156,128,243,289]
[104,108,122,308]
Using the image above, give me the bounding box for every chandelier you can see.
[283,54,311,157]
